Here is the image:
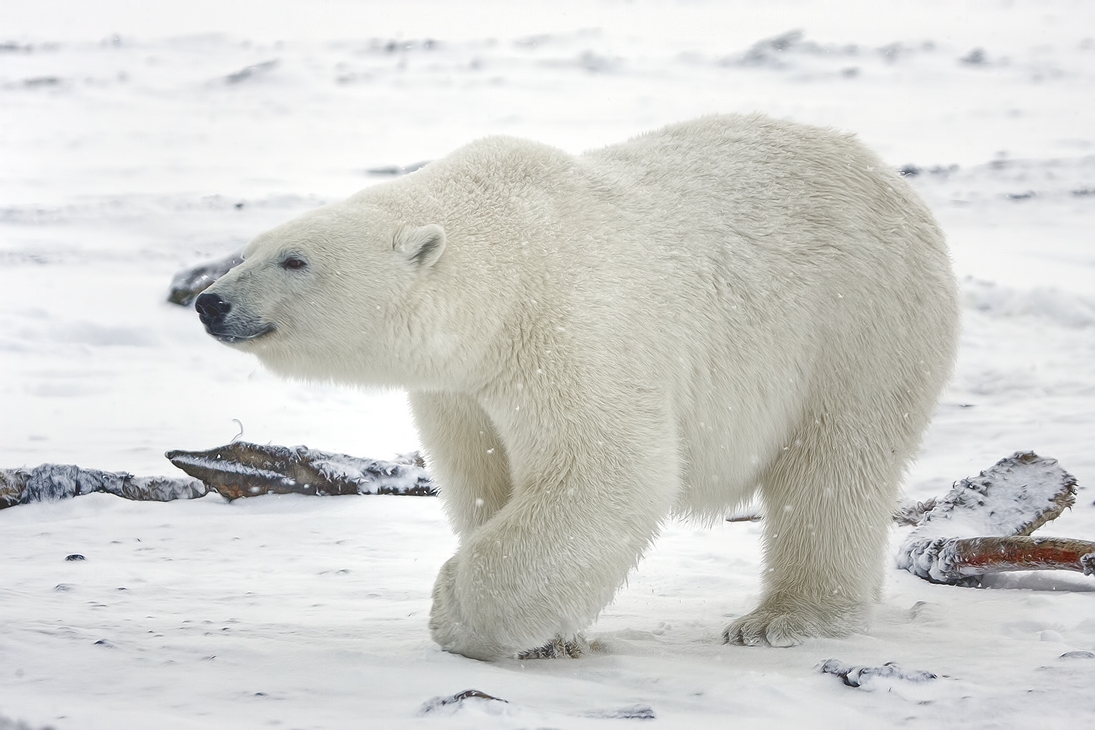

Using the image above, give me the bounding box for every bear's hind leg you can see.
[724,416,904,647]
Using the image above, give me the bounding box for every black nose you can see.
[195,292,231,326]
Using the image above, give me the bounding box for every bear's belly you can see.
[669,356,807,518]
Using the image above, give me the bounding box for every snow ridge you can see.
[963,278,1095,329]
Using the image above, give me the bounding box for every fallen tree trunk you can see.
[165,441,434,499]
[907,451,1077,537]
[6,445,1089,595]
[0,464,205,509]
[895,451,1090,584]
[897,535,1095,584]
[1,443,432,509]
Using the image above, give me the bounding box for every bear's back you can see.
[581,114,937,250]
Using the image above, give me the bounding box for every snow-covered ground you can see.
[2,1,1094,727]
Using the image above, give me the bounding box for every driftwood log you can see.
[901,535,1095,585]
[895,452,1093,584]
[166,441,434,499]
[1,443,432,509]
[0,464,204,510]
[4,447,1090,587]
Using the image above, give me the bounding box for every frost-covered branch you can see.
[898,535,1095,584]
[2,442,432,509]
[895,452,1090,584]
[0,464,205,510]
[165,441,434,499]
[7,445,1088,592]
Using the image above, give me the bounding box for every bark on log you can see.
[913,451,1077,537]
[1,443,431,509]
[0,464,206,510]
[897,535,1095,584]
[166,441,434,499]
[896,452,1089,584]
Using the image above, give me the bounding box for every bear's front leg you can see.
[409,391,514,539]
[428,423,678,660]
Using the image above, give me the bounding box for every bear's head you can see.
[195,202,448,386]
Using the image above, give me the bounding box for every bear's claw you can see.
[516,635,599,659]
[724,613,807,648]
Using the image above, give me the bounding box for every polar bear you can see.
[195,115,959,660]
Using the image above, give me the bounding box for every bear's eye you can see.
[280,256,307,271]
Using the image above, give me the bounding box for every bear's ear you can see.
[394,224,446,268]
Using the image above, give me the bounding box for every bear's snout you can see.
[195,292,231,327]
[194,290,275,344]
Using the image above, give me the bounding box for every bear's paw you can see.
[723,598,865,648]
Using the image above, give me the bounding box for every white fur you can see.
[203,115,959,659]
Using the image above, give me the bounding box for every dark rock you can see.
[819,659,937,688]
[420,689,507,714]
[167,250,244,306]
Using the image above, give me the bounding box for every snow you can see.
[2,1,1094,727]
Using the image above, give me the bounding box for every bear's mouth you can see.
[209,323,276,344]
[195,291,276,345]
